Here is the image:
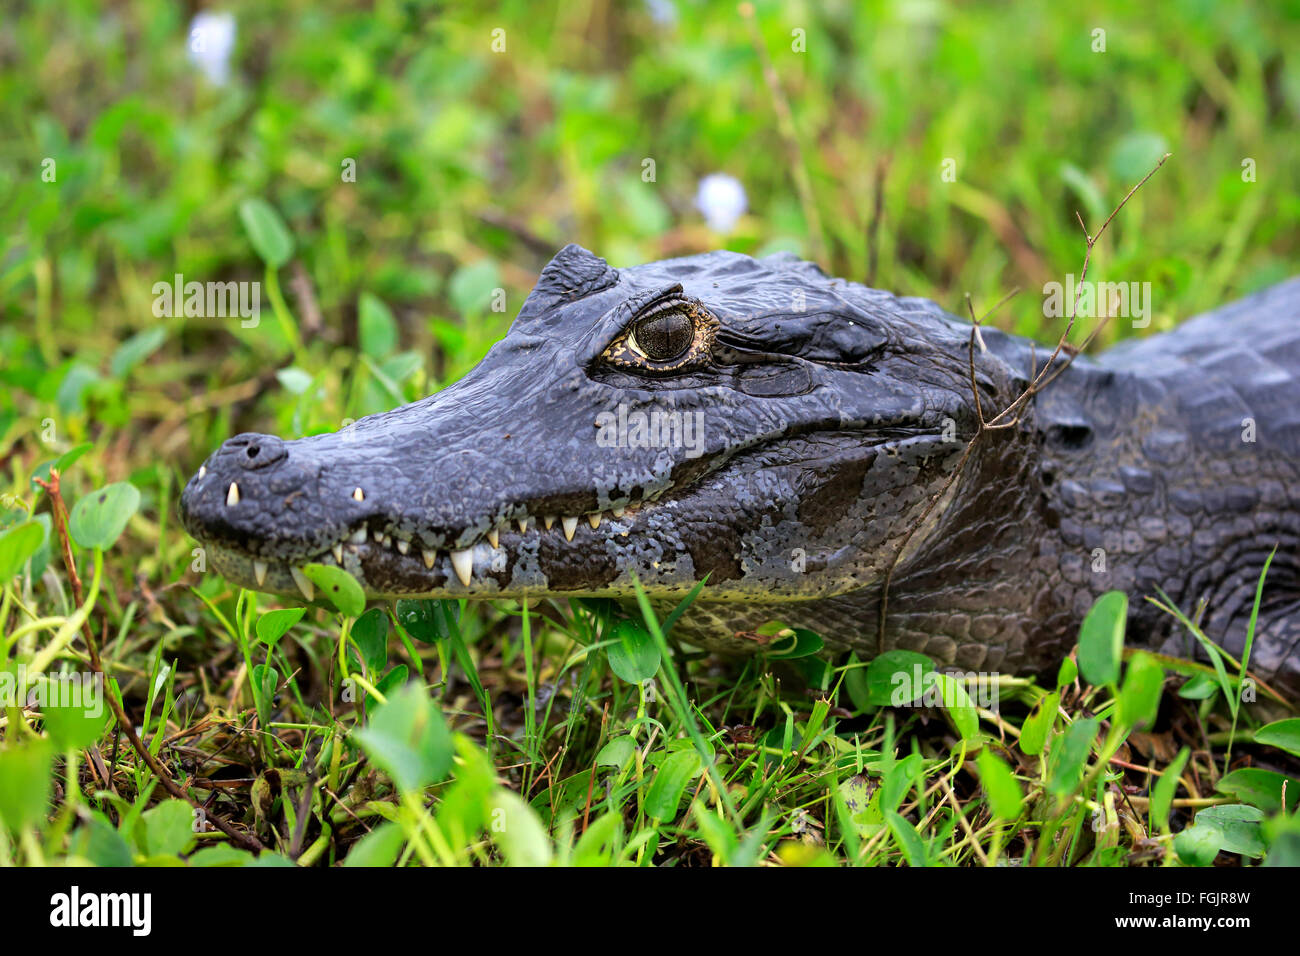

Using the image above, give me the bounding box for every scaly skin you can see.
[180,246,1300,695]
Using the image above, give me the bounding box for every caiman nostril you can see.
[219,433,288,471]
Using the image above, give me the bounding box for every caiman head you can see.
[181,245,1032,613]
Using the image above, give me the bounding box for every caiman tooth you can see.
[612,505,625,518]
[449,548,474,586]
[198,465,207,478]
[561,516,578,541]
[290,567,314,602]
[351,528,367,544]
[226,482,240,506]
[253,560,268,586]
[516,518,528,533]
[332,544,344,564]
[543,515,556,530]
[376,532,387,545]
[352,487,365,502]
[486,528,499,549]
[422,549,437,570]
[397,539,409,555]
[587,512,602,529]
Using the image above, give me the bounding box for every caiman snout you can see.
[217,433,288,472]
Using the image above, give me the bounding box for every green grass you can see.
[1,0,1299,866]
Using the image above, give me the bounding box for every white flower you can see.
[694,173,747,234]
[187,12,236,86]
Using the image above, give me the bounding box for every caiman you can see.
[180,245,1300,696]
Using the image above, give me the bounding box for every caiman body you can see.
[181,246,1300,695]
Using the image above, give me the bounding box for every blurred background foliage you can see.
[1,0,1298,494]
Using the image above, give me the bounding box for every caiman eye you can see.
[629,311,693,361]
[602,292,719,376]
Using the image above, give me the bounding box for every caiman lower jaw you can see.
[204,499,657,603]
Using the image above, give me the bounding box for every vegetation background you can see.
[1,0,1298,867]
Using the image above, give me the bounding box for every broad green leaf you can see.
[1177,673,1220,700]
[595,735,635,769]
[1149,746,1190,831]
[367,665,409,715]
[69,482,140,550]
[1047,717,1099,797]
[1216,768,1300,814]
[490,790,553,866]
[572,810,622,866]
[31,443,93,491]
[353,684,454,793]
[1117,652,1164,729]
[255,607,305,647]
[0,741,53,832]
[359,293,398,358]
[395,599,458,643]
[932,672,979,741]
[865,650,934,706]
[1020,692,1058,756]
[302,563,365,616]
[139,799,198,857]
[643,750,701,821]
[0,521,43,580]
[42,696,111,750]
[239,197,294,269]
[1174,823,1220,866]
[1193,804,1265,859]
[343,821,406,867]
[1055,656,1077,689]
[110,327,167,378]
[976,750,1023,819]
[351,607,389,674]
[768,628,824,660]
[68,811,133,867]
[1255,718,1300,757]
[1077,590,1127,686]
[605,618,659,683]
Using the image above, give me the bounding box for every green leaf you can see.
[1255,718,1300,757]
[643,750,702,821]
[255,607,305,647]
[865,650,934,707]
[976,750,1023,820]
[572,810,623,866]
[68,811,133,867]
[302,563,365,616]
[884,809,928,866]
[351,607,389,674]
[1117,652,1164,729]
[31,443,93,491]
[0,521,44,580]
[931,672,979,741]
[1047,717,1099,797]
[595,734,635,769]
[353,684,454,793]
[359,293,398,359]
[1174,823,1221,866]
[394,599,458,643]
[110,327,167,378]
[42,696,110,750]
[139,799,198,857]
[343,821,407,867]
[1055,656,1077,689]
[275,368,313,395]
[767,627,824,660]
[68,482,140,550]
[1077,590,1127,686]
[0,740,53,832]
[251,663,279,725]
[1216,768,1300,814]
[1193,804,1265,859]
[1149,746,1190,831]
[367,665,409,716]
[490,790,553,866]
[1019,692,1058,756]
[605,618,659,683]
[239,197,294,269]
[1177,673,1220,700]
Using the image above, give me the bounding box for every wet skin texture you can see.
[180,246,1300,696]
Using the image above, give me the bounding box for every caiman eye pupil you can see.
[633,311,693,361]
